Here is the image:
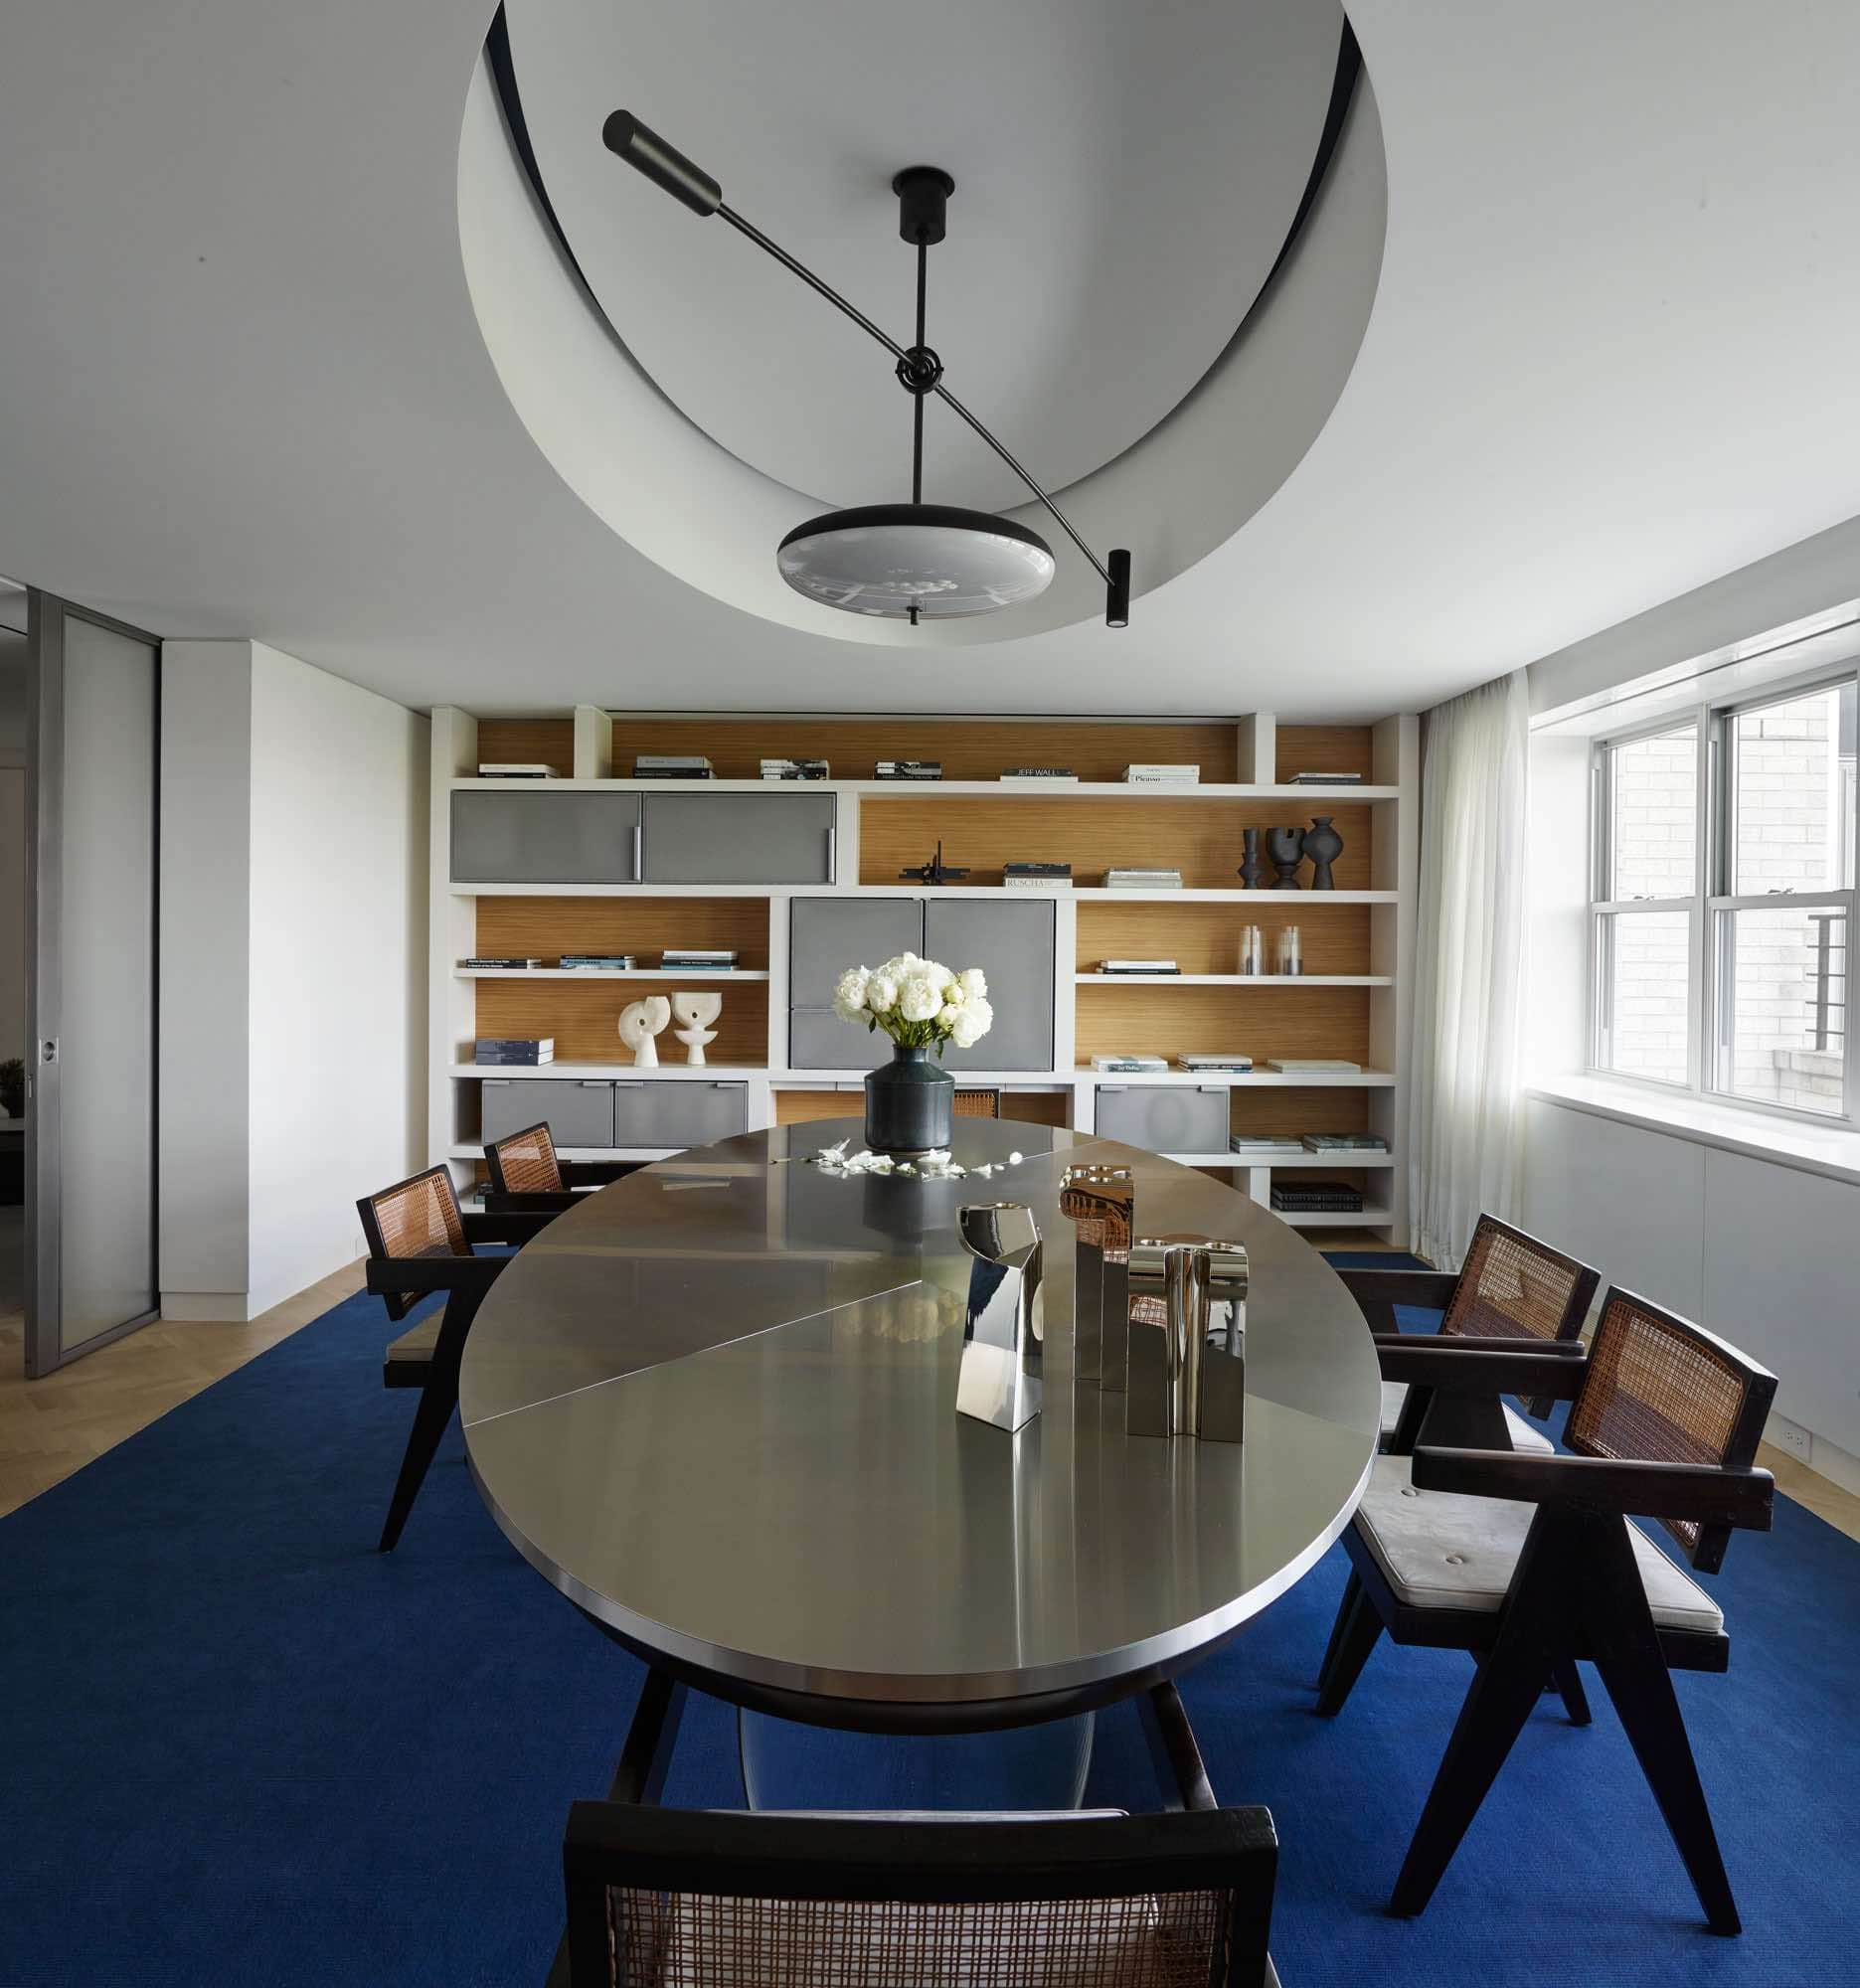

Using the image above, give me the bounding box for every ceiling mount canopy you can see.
[602,110,1131,628]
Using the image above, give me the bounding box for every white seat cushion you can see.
[1353,1454,1723,1634]
[1378,1379,1555,1455]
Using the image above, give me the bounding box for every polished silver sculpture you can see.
[955,1202,1044,1432]
[1059,1163,1133,1390]
[1125,1236,1250,1441]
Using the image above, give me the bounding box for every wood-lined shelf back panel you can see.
[475,719,576,774]
[475,897,769,968]
[859,797,1373,891]
[1274,725,1374,783]
[1073,984,1371,1067]
[1227,1086,1373,1138]
[473,977,767,1067]
[605,717,1240,784]
[1076,900,1372,975]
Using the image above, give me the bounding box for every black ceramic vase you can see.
[1238,826,1264,890]
[1267,826,1305,889]
[1303,814,1343,890]
[865,1043,954,1153]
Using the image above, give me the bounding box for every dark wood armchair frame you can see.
[1315,1297,1775,1933]
[553,1671,1278,1988]
[480,1120,622,1218]
[359,1168,556,1553]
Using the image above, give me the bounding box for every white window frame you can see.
[1588,662,1859,1133]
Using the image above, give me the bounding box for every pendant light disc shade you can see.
[777,504,1056,619]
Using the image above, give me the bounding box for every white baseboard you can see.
[160,1290,262,1323]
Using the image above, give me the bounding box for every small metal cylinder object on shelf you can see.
[1125,1236,1250,1442]
[1276,924,1302,976]
[1239,923,1266,975]
[1059,1164,1134,1390]
[955,1202,1044,1433]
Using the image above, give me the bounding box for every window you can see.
[1591,674,1858,1126]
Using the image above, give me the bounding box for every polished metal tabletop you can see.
[461,1122,1380,1715]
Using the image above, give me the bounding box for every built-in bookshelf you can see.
[426,708,1418,1239]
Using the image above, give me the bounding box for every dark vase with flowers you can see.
[865,1043,954,1153]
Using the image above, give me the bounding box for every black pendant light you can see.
[603,114,1131,628]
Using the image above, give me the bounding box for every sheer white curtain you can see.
[1408,669,1530,1269]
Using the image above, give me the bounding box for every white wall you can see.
[160,640,427,1319]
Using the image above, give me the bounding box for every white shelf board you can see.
[1228,1151,1396,1166]
[451,1142,677,1163]
[1076,973,1391,987]
[766,1072,1075,1089]
[1080,1068,1396,1086]
[1275,1207,1394,1229]
[456,968,768,980]
[451,1063,766,1080]
[453,776,1398,802]
[448,882,1401,904]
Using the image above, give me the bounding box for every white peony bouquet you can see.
[833,952,993,1054]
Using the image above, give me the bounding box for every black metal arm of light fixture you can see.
[601,110,1132,626]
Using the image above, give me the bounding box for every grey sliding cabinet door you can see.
[25,593,160,1375]
[922,899,1057,1071]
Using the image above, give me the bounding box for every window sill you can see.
[1525,1075,1860,1189]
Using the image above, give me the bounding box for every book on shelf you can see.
[1102,867,1184,890]
[558,954,636,971]
[761,757,830,780]
[875,759,942,780]
[1290,770,1364,784]
[1265,1058,1362,1075]
[1099,959,1180,975]
[1004,878,1072,891]
[998,767,1079,783]
[1004,861,1071,875]
[1092,1054,1167,1073]
[1229,1134,1302,1154]
[1301,1133,1389,1152]
[632,754,714,778]
[474,1037,555,1066]
[1003,862,1073,892]
[476,762,559,779]
[1178,1054,1254,1072]
[460,955,542,969]
[661,951,740,969]
[1122,764,1201,783]
[1270,1181,1366,1213]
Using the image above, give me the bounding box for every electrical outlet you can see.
[1770,1415,1811,1462]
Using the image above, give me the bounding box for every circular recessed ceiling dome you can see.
[457,0,1388,644]
[777,505,1056,618]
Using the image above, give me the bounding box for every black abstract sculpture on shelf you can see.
[1303,815,1343,891]
[900,840,970,887]
[1237,826,1264,890]
[1268,827,1305,889]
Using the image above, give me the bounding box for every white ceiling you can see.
[508,0,1341,514]
[2,1,1859,719]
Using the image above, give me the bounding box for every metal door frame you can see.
[24,589,161,1376]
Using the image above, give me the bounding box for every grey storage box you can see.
[610,1080,750,1152]
[480,1077,614,1150]
[451,790,639,885]
[641,792,835,885]
[1094,1084,1229,1155]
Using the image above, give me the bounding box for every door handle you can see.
[483,1078,509,1088]
[631,823,642,878]
[825,825,837,879]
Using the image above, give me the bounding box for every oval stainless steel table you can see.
[461,1119,1380,1775]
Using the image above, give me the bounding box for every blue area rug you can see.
[4,1264,1858,1987]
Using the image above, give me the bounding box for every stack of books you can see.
[761,757,829,780]
[1179,1053,1254,1073]
[1302,1132,1389,1153]
[474,1037,554,1066]
[1103,867,1184,891]
[559,953,635,972]
[1265,1058,1362,1075]
[632,754,713,780]
[461,955,541,969]
[1092,1054,1168,1074]
[1123,763,1201,784]
[875,758,942,781]
[1289,770,1364,785]
[661,947,739,971]
[999,766,1079,784]
[476,762,558,779]
[1270,1181,1365,1214]
[1099,958,1179,975]
[1229,1133,1302,1156]
[1004,862,1073,891]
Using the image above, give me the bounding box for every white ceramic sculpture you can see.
[671,989,723,1066]
[617,994,671,1068]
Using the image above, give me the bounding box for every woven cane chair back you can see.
[1567,1288,1776,1570]
[953,1088,1001,1119]
[358,1166,468,1323]
[1440,1216,1596,1345]
[486,1120,565,1196]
